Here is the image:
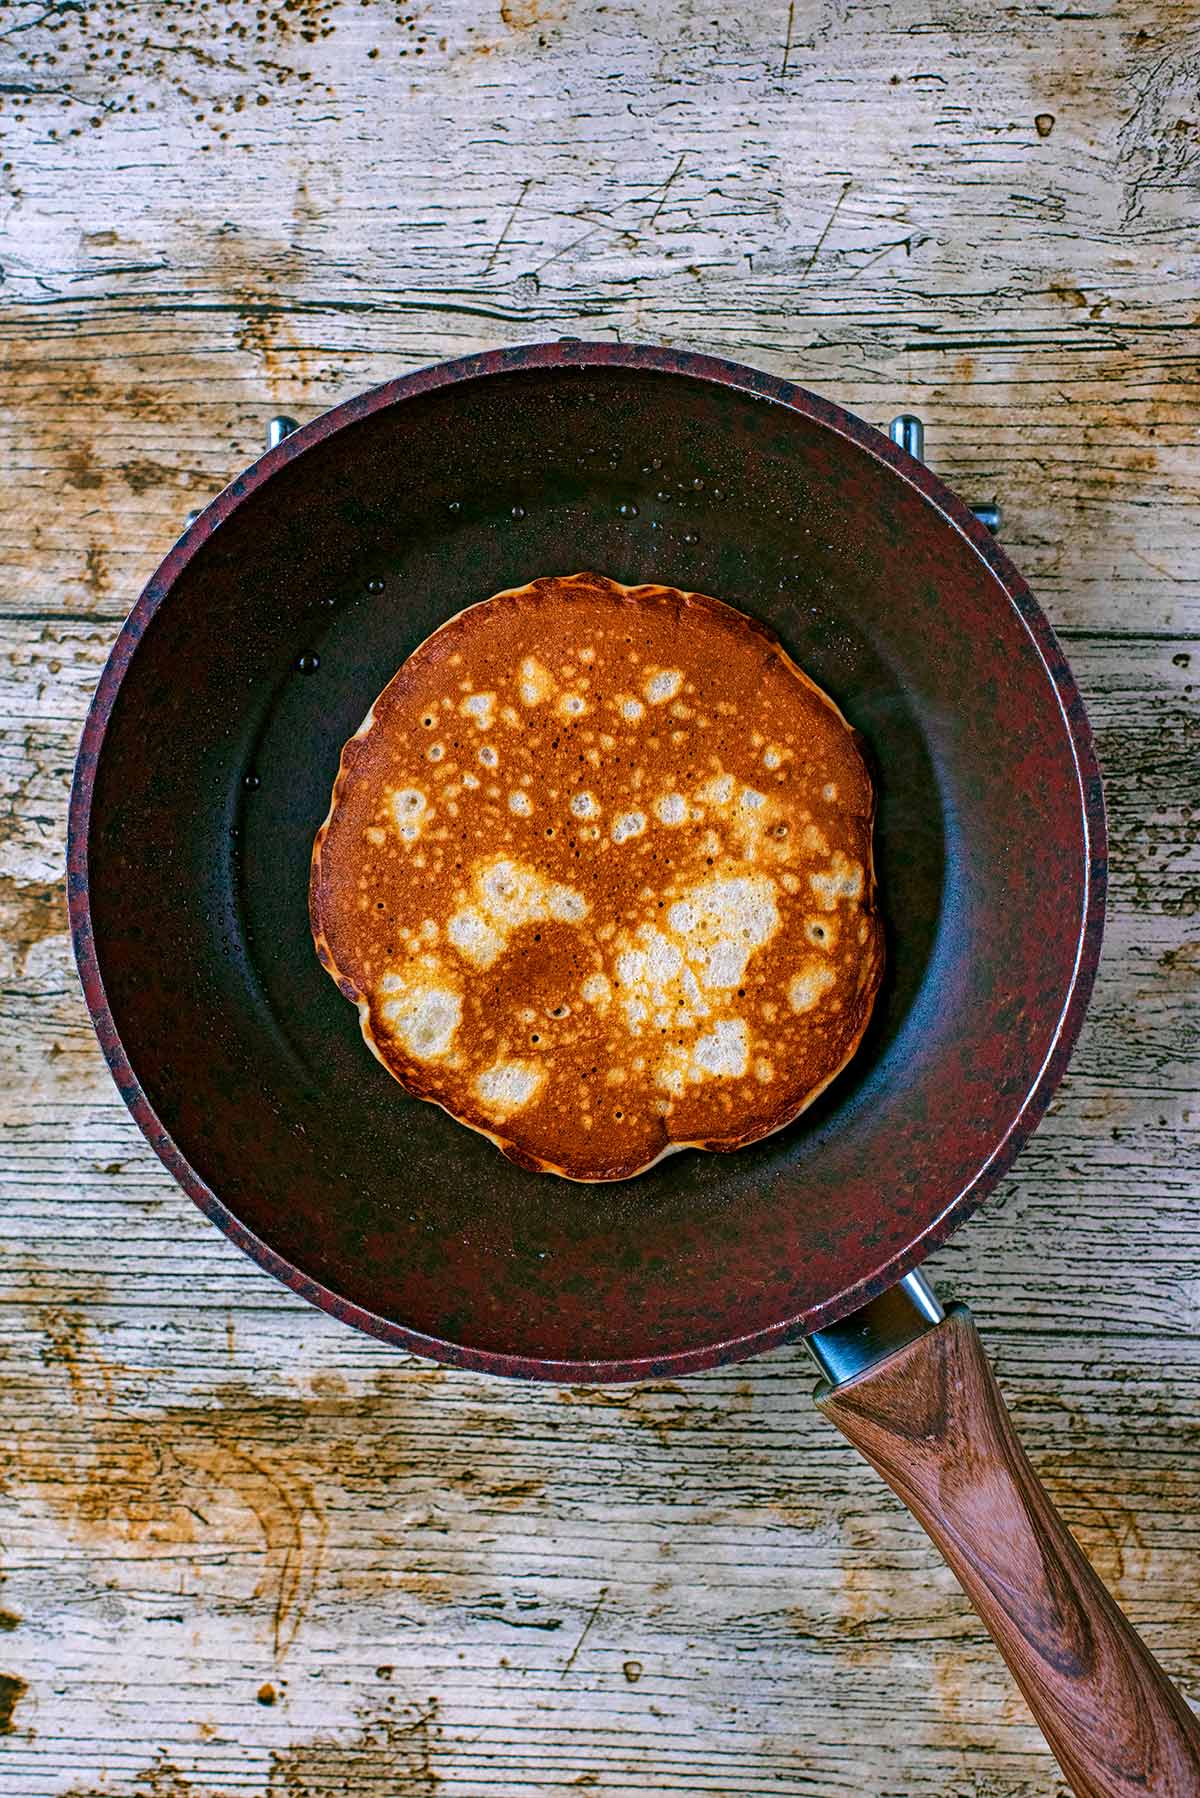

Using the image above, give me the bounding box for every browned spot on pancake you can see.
[311,573,883,1181]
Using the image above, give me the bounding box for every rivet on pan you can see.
[266,416,299,450]
[511,506,527,520]
[889,414,925,461]
[367,577,385,594]
[243,772,261,790]
[296,654,320,674]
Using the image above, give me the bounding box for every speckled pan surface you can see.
[68,342,1105,1379]
[311,573,883,1181]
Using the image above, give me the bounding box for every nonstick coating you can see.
[69,344,1106,1379]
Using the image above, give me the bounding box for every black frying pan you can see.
[69,343,1200,1793]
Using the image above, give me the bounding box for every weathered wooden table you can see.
[2,1,1197,1792]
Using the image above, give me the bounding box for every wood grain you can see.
[818,1308,1200,1798]
[1,0,1198,1790]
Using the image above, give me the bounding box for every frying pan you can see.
[68,343,1200,1793]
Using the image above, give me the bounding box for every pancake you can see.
[310,572,883,1182]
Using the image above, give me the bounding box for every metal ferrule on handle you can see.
[806,1269,944,1387]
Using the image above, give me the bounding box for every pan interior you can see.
[86,359,1091,1368]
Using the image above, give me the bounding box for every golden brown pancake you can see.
[311,573,883,1182]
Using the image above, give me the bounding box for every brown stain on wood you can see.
[0,1672,27,1734]
[557,1381,695,1446]
[16,1303,550,1662]
[200,222,321,382]
[500,0,571,30]
[36,1302,105,1406]
[118,457,213,497]
[64,445,104,491]
[62,1750,200,1796]
[267,1698,440,1796]
[1040,1463,1153,1596]
[1159,939,1200,979]
[84,543,111,601]
[57,1704,440,1798]
[18,1312,328,1659]
[66,1422,327,1660]
[0,876,69,954]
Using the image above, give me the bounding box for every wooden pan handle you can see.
[816,1305,1200,1798]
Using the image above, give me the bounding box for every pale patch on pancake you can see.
[823,782,838,802]
[461,691,496,729]
[376,961,462,1062]
[518,656,554,705]
[666,872,780,990]
[447,854,589,971]
[801,823,830,855]
[365,825,386,847]
[788,962,837,1014]
[427,743,445,762]
[608,868,778,1044]
[763,746,783,770]
[697,772,734,806]
[479,745,499,768]
[611,810,647,843]
[557,692,587,719]
[580,972,612,1005]
[809,851,865,910]
[508,790,533,816]
[658,1017,750,1095]
[644,668,683,705]
[474,1058,545,1119]
[447,907,505,968]
[570,791,600,820]
[618,695,644,722]
[614,926,704,1034]
[390,786,430,844]
[655,793,687,825]
[694,1018,749,1077]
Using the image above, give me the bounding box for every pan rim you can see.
[67,339,1108,1383]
